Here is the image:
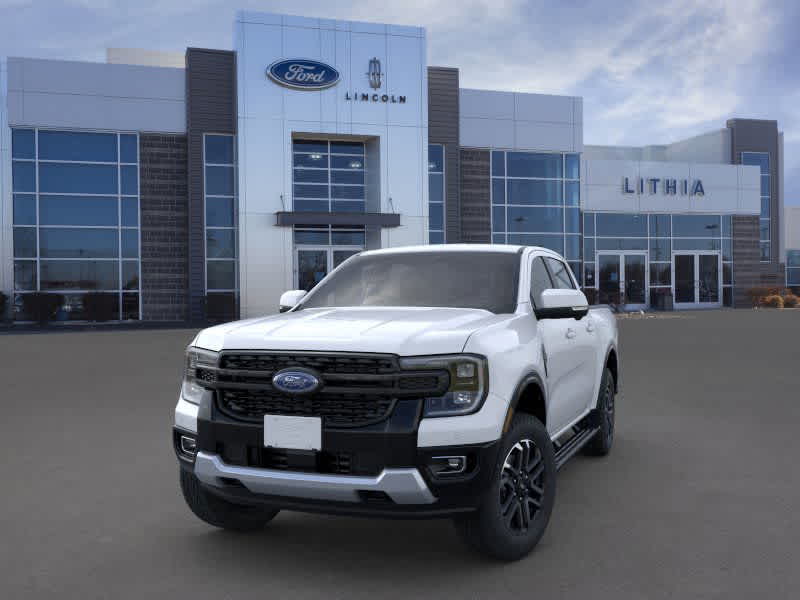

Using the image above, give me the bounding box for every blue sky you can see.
[2,0,798,204]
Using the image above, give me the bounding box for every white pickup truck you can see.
[174,244,619,561]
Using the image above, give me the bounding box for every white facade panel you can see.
[460,89,514,120]
[7,57,185,132]
[583,158,759,215]
[513,121,575,152]
[459,116,514,149]
[236,11,428,317]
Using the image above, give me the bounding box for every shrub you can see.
[782,294,799,308]
[762,295,784,308]
[83,292,118,322]
[22,293,64,324]
[0,292,7,322]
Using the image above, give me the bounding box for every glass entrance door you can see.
[295,247,362,291]
[672,252,721,309]
[597,252,648,309]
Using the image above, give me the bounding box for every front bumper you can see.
[174,389,501,518]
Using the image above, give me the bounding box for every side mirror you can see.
[535,289,589,320]
[279,290,307,313]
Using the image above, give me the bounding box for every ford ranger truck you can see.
[174,245,619,561]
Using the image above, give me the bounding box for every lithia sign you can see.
[267,57,407,103]
[623,177,705,196]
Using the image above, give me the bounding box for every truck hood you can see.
[192,307,509,356]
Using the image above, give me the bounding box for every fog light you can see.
[430,455,467,476]
[180,435,197,455]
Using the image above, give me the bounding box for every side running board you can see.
[553,416,601,470]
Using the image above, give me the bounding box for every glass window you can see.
[294,153,329,168]
[13,228,37,258]
[294,230,329,245]
[205,135,234,164]
[294,184,329,199]
[492,179,505,205]
[121,165,138,195]
[39,163,118,194]
[429,231,444,244]
[595,213,647,237]
[122,293,140,320]
[583,213,595,237]
[507,152,562,178]
[565,154,580,180]
[584,262,595,288]
[295,199,328,212]
[13,194,36,225]
[723,263,732,285]
[507,180,562,205]
[760,175,770,197]
[207,260,236,290]
[544,257,576,290]
[121,198,139,227]
[759,219,770,241]
[508,234,564,254]
[565,181,580,206]
[429,203,444,231]
[721,215,732,237]
[14,261,37,291]
[331,170,364,185]
[741,152,769,174]
[206,166,235,196]
[121,229,139,258]
[492,206,505,233]
[40,260,119,290]
[206,197,235,227]
[569,262,582,286]
[761,197,770,219]
[293,140,328,154]
[565,208,580,233]
[530,257,553,306]
[330,141,364,155]
[428,145,444,172]
[428,173,444,204]
[293,168,328,184]
[122,261,139,290]
[673,214,720,237]
[332,230,366,245]
[206,229,236,259]
[723,287,732,307]
[332,200,365,213]
[650,264,671,286]
[120,135,138,163]
[491,151,505,177]
[38,131,117,162]
[787,251,800,268]
[331,185,364,200]
[40,195,118,226]
[583,238,594,262]
[331,155,363,170]
[596,238,647,251]
[12,161,36,192]
[673,238,721,251]
[760,242,770,262]
[649,238,671,261]
[39,228,118,258]
[507,206,563,233]
[722,238,732,262]
[12,129,36,159]
[649,214,671,238]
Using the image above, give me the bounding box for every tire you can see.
[180,468,279,532]
[584,367,615,456]
[454,413,557,561]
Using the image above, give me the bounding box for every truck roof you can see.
[360,244,560,257]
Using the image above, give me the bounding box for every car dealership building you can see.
[0,11,792,322]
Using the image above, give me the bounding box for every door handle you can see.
[566,328,576,339]
[586,321,595,333]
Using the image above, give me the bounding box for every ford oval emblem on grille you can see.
[272,369,320,394]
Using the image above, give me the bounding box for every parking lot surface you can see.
[2,309,799,599]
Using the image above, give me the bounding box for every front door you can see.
[295,247,362,291]
[672,252,721,309]
[597,252,648,310]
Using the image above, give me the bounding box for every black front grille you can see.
[210,352,448,428]
[219,389,396,427]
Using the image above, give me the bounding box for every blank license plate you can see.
[264,415,321,451]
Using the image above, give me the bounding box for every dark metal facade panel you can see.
[139,134,189,321]
[727,119,782,270]
[186,48,237,322]
[275,211,401,228]
[732,215,760,307]
[459,149,491,243]
[427,67,461,242]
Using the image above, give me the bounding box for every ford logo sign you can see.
[267,59,340,90]
[272,369,321,394]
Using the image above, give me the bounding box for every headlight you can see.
[181,347,219,404]
[400,354,488,418]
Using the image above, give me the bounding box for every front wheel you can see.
[584,367,615,456]
[454,414,556,561]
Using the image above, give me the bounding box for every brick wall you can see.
[139,133,189,321]
[428,67,461,242]
[459,149,491,243]
[732,215,787,307]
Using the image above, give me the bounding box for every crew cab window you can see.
[530,256,553,307]
[543,257,576,290]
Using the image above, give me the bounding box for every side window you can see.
[530,256,553,307]
[544,257,576,290]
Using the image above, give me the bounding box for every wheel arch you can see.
[604,346,619,393]
[504,372,547,434]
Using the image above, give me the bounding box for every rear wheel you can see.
[454,414,556,561]
[584,367,615,456]
[180,469,279,532]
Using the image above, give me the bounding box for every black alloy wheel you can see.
[499,439,546,533]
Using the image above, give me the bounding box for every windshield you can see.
[298,251,521,314]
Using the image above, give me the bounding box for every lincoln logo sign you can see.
[267,59,340,90]
[623,177,705,196]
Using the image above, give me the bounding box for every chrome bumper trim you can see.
[194,451,436,505]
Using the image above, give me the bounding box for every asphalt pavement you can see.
[1,309,799,599]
